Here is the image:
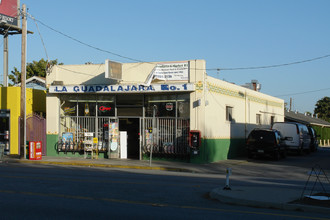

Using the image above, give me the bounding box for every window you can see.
[60,95,77,116]
[177,94,190,118]
[256,114,261,125]
[226,106,233,121]
[61,101,77,116]
[97,95,115,117]
[77,95,96,116]
[145,94,189,117]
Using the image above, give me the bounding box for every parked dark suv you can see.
[246,129,288,160]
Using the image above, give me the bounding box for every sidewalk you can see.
[1,155,248,174]
[2,155,330,214]
[210,186,330,214]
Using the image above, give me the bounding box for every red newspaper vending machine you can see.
[29,141,42,160]
[35,141,42,160]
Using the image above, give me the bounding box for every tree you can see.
[314,96,330,122]
[8,58,62,85]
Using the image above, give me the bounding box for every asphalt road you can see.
[1,151,330,220]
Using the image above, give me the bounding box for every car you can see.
[307,126,318,152]
[272,122,311,154]
[246,128,288,160]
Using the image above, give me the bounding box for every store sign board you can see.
[49,83,194,93]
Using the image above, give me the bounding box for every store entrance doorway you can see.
[119,118,140,159]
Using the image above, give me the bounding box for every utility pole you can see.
[289,98,292,111]
[3,32,8,87]
[20,4,27,159]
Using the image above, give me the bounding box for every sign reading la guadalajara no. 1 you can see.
[48,83,194,93]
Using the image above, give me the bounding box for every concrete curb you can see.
[210,188,330,214]
[6,158,192,173]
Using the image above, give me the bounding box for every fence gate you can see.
[19,114,46,156]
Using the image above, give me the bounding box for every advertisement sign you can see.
[0,0,19,27]
[109,122,118,151]
[153,62,189,81]
[63,106,76,115]
[165,103,174,111]
[144,62,189,85]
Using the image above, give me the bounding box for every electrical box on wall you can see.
[189,130,201,149]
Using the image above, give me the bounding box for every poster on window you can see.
[109,122,119,151]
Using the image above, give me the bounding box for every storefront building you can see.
[0,87,46,155]
[46,60,284,163]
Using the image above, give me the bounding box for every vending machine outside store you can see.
[28,141,42,160]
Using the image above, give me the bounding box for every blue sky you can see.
[1,0,329,113]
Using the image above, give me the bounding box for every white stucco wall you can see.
[46,59,284,140]
[46,60,204,135]
[201,76,284,140]
[46,95,59,135]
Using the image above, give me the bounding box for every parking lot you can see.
[224,146,330,182]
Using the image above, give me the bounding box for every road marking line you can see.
[0,189,327,220]
[0,174,205,188]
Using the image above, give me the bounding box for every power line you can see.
[29,15,148,63]
[27,14,330,71]
[206,54,330,71]
[275,87,330,97]
[56,65,98,77]
[27,13,49,62]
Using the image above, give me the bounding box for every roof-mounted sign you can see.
[145,62,189,85]
[105,59,122,80]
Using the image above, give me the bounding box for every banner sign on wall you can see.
[144,62,189,85]
[49,83,194,94]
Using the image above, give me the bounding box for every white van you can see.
[272,122,311,154]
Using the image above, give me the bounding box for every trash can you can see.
[0,143,5,161]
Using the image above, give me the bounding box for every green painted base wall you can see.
[47,135,246,163]
[46,134,85,157]
[46,134,59,156]
[46,134,107,158]
[190,138,246,164]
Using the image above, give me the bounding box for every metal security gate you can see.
[60,116,96,146]
[59,116,118,152]
[19,114,46,155]
[142,117,190,159]
[59,116,189,159]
